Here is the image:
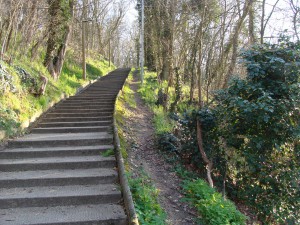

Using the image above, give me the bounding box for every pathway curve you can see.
[0,68,130,225]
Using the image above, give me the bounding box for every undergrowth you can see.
[182,179,247,225]
[138,69,247,225]
[128,171,167,225]
[115,69,167,224]
[0,50,115,139]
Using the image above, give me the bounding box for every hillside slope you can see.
[0,50,115,141]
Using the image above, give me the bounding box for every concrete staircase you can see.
[0,68,130,225]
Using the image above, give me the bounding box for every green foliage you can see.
[158,132,179,154]
[128,172,167,225]
[120,77,136,109]
[115,69,167,224]
[138,69,247,224]
[138,71,175,135]
[214,41,300,223]
[0,107,21,136]
[171,39,300,224]
[182,179,247,225]
[101,149,115,157]
[152,106,175,134]
[0,50,114,140]
[138,71,159,105]
[0,63,17,93]
[115,70,136,159]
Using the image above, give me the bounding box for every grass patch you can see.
[128,171,167,225]
[152,106,175,134]
[0,49,114,140]
[138,70,175,135]
[182,179,247,225]
[138,69,246,225]
[115,69,167,224]
[101,149,115,157]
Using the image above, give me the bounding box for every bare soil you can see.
[121,74,197,225]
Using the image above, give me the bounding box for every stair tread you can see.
[0,184,120,200]
[0,69,130,224]
[12,132,112,142]
[32,126,110,130]
[0,155,114,165]
[2,145,114,153]
[0,168,117,181]
[39,121,111,125]
[0,204,126,225]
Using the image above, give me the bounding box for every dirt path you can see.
[122,74,197,225]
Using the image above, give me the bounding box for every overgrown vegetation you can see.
[0,50,115,139]
[115,70,167,224]
[183,179,247,225]
[138,70,247,224]
[101,149,115,157]
[128,172,167,225]
[138,38,300,224]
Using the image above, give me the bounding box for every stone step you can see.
[46,112,112,118]
[8,132,113,148]
[0,168,118,188]
[70,94,117,98]
[32,126,110,133]
[0,204,127,225]
[54,105,114,110]
[77,93,118,96]
[81,90,120,94]
[52,108,113,113]
[42,116,112,122]
[0,69,130,224]
[65,98,115,102]
[0,155,116,172]
[0,145,114,159]
[67,98,116,102]
[38,120,112,128]
[0,184,121,209]
[58,102,113,106]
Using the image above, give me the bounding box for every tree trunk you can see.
[249,3,256,44]
[44,0,74,80]
[223,0,254,88]
[197,120,214,188]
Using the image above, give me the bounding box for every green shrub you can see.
[152,106,175,134]
[138,71,159,106]
[128,172,167,225]
[183,179,247,225]
[0,49,114,140]
[101,149,115,157]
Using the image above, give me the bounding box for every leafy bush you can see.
[214,40,300,223]
[0,50,114,140]
[0,63,16,93]
[128,172,167,225]
[0,107,21,136]
[158,132,179,154]
[174,39,300,224]
[152,106,175,134]
[138,71,159,105]
[183,179,247,225]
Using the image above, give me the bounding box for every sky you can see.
[122,0,299,41]
[264,0,298,39]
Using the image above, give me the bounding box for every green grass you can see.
[115,69,167,224]
[138,69,246,225]
[101,149,115,157]
[152,106,175,134]
[138,71,175,134]
[0,49,115,140]
[182,179,247,225]
[128,171,167,225]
